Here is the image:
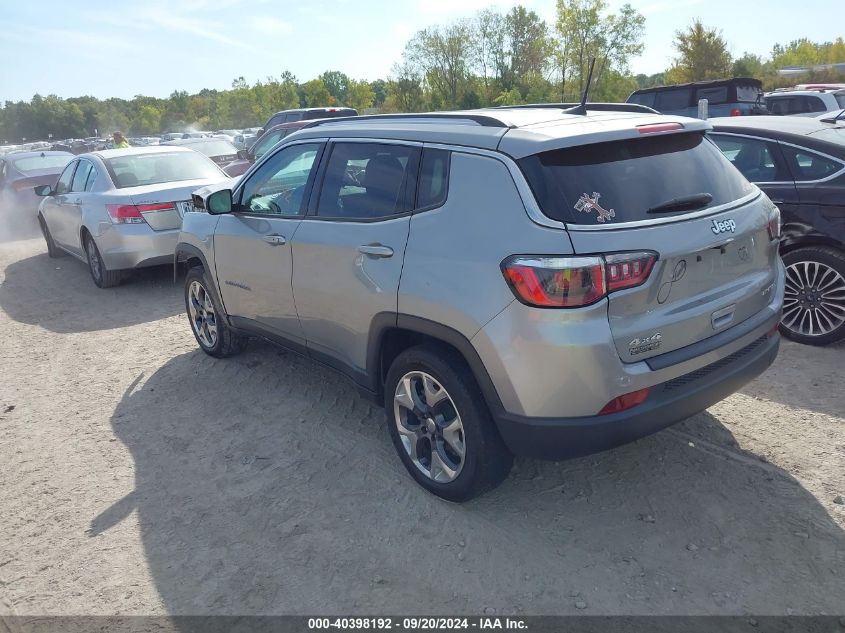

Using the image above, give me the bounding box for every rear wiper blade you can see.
[647,193,713,214]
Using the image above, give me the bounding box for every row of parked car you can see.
[628,78,845,118]
[5,101,843,499]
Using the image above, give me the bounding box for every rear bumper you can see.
[494,332,780,460]
[96,224,179,270]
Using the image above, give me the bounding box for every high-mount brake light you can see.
[501,252,657,308]
[637,122,683,134]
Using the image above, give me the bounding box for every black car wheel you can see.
[781,246,845,346]
[184,266,248,358]
[84,234,122,288]
[384,344,513,501]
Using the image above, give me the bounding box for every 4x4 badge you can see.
[574,192,616,223]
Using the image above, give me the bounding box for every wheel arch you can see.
[174,242,211,282]
[367,314,505,415]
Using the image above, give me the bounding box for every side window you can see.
[806,96,827,113]
[71,161,94,192]
[711,135,781,182]
[629,92,655,108]
[55,161,77,194]
[253,130,284,159]
[237,142,321,215]
[285,112,303,122]
[416,149,450,209]
[85,165,99,191]
[315,143,418,220]
[781,145,842,181]
[655,88,691,112]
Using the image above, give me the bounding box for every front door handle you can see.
[358,244,394,258]
[263,234,286,246]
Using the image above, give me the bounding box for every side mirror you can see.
[206,189,233,215]
[236,149,248,160]
[34,184,53,196]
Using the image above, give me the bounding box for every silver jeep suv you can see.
[176,106,785,501]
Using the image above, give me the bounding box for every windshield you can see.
[105,152,222,188]
[11,154,72,172]
[519,132,754,225]
[188,140,237,157]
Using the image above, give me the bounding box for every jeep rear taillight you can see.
[502,256,605,308]
[605,252,657,292]
[730,108,742,117]
[767,206,781,241]
[501,252,657,308]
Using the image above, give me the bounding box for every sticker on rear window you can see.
[574,192,616,223]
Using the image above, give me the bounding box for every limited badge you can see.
[574,192,616,223]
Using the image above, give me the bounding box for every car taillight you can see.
[501,252,657,308]
[605,252,657,292]
[767,206,781,240]
[598,388,650,415]
[106,202,173,224]
[730,108,742,117]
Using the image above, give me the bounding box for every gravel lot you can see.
[1,235,843,617]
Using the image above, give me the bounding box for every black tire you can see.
[39,216,64,258]
[84,233,122,288]
[184,265,248,358]
[384,344,513,501]
[780,246,845,346]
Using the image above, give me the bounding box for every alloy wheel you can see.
[393,371,465,483]
[783,260,845,338]
[187,280,219,348]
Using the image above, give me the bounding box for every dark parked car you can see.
[260,107,357,132]
[710,116,845,345]
[222,121,311,176]
[162,137,240,171]
[0,150,73,216]
[628,78,769,117]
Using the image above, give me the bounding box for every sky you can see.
[0,0,840,102]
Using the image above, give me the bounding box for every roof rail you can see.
[301,112,512,129]
[489,103,659,115]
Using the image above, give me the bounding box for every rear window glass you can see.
[12,155,72,172]
[519,132,754,225]
[106,152,222,188]
[836,95,845,108]
[736,85,762,102]
[655,88,691,111]
[628,92,656,108]
[187,140,237,157]
[695,86,728,104]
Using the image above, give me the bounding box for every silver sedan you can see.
[35,146,231,287]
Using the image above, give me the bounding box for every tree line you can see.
[2,0,844,142]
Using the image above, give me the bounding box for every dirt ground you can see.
[0,234,843,617]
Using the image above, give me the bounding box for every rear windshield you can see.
[12,155,72,172]
[519,132,754,225]
[188,140,237,157]
[105,152,222,188]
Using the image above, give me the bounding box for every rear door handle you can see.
[358,244,394,258]
[263,234,286,246]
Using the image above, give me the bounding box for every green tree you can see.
[301,78,332,107]
[346,79,375,111]
[405,20,474,108]
[555,0,645,100]
[319,70,351,104]
[667,19,732,82]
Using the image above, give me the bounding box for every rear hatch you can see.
[125,179,221,231]
[519,129,780,362]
